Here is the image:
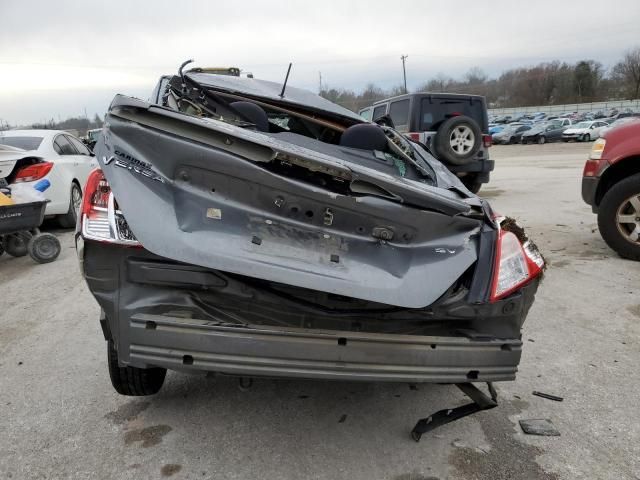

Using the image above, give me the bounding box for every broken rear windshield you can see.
[0,136,44,150]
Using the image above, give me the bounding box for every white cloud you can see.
[0,0,639,124]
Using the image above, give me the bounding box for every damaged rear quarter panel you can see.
[97,103,485,308]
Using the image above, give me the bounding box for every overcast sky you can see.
[1,0,639,125]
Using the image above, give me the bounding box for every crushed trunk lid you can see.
[96,95,485,308]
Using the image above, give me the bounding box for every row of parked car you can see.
[491,107,635,125]
[489,113,640,145]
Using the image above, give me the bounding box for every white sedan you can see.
[561,121,609,142]
[0,130,97,227]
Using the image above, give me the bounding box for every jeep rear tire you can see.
[433,116,482,166]
[597,173,640,261]
[107,340,167,395]
[461,174,483,194]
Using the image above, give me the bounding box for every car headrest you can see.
[230,101,269,132]
[339,124,388,151]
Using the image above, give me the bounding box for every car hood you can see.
[563,128,588,134]
[94,95,489,308]
[493,130,512,138]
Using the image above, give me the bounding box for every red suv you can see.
[582,119,640,260]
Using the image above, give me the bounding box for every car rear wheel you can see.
[597,173,640,261]
[538,136,546,144]
[107,340,167,395]
[58,183,82,229]
[433,116,482,166]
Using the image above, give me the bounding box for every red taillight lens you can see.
[482,134,492,148]
[14,162,53,183]
[80,168,140,246]
[407,132,421,142]
[490,230,544,302]
[81,168,110,216]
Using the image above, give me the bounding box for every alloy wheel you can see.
[616,194,640,245]
[449,126,475,155]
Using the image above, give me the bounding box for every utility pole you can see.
[401,55,408,94]
[318,71,323,93]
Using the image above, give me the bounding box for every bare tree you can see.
[464,67,487,85]
[612,47,640,99]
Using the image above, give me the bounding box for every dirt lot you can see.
[1,142,639,480]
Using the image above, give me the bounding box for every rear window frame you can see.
[418,96,488,133]
[0,136,44,151]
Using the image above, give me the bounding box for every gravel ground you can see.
[1,142,639,480]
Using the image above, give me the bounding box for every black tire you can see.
[584,133,591,142]
[538,136,546,144]
[2,232,32,257]
[461,174,483,194]
[0,241,4,257]
[521,137,528,145]
[58,183,82,229]
[107,340,166,396]
[597,173,640,261]
[27,233,61,264]
[433,116,482,166]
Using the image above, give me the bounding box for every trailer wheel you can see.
[2,232,32,257]
[27,233,61,264]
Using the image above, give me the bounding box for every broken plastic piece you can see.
[411,382,498,442]
[519,419,560,436]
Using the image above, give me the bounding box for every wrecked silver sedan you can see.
[76,66,543,426]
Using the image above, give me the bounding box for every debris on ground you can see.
[519,419,560,436]
[532,391,564,402]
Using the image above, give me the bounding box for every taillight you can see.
[14,162,53,183]
[490,229,544,302]
[80,168,140,246]
[407,132,421,142]
[482,134,492,148]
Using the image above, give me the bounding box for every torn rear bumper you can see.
[81,240,538,385]
[123,313,522,383]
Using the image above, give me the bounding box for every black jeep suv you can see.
[359,93,494,193]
